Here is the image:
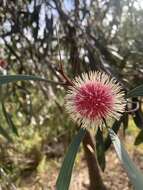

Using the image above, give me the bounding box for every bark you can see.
[83,131,106,190]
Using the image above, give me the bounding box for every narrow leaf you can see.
[127,85,143,98]
[131,98,143,129]
[104,118,122,151]
[132,111,143,129]
[96,128,105,171]
[109,129,143,190]
[134,130,143,145]
[122,113,129,134]
[56,128,86,190]
[0,75,61,86]
[1,102,18,136]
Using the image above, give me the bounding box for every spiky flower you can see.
[65,71,126,128]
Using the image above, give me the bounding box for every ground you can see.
[16,125,143,190]
[46,146,143,190]
[18,146,143,190]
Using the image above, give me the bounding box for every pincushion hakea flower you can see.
[65,71,126,129]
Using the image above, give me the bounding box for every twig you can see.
[55,26,74,86]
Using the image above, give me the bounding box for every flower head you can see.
[65,71,126,128]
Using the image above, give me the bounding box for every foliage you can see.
[0,0,143,189]
[56,85,143,190]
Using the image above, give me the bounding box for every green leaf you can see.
[0,125,12,142]
[56,128,86,190]
[109,129,143,190]
[122,113,129,133]
[127,85,143,98]
[1,102,18,136]
[96,128,105,171]
[131,97,143,129]
[104,118,122,151]
[134,130,143,145]
[132,110,143,129]
[0,75,60,86]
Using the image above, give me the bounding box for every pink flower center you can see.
[74,82,114,120]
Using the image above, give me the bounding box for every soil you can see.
[18,137,143,190]
[45,147,143,190]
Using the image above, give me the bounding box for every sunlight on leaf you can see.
[109,129,143,190]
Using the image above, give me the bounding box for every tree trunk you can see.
[83,131,106,190]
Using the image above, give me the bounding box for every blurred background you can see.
[0,0,143,189]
